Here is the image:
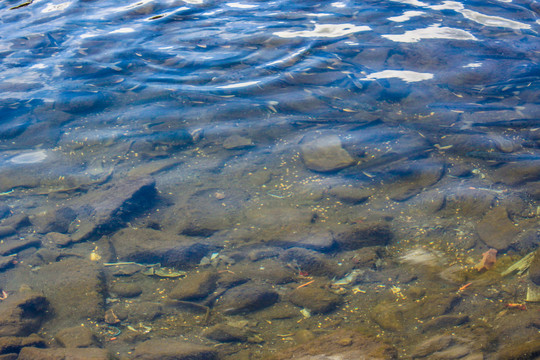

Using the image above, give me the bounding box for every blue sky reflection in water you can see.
[0,0,539,359]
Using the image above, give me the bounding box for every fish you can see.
[475,249,497,271]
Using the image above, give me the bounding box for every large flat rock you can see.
[70,176,157,242]
[27,258,105,327]
[109,227,214,269]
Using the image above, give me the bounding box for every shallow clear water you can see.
[0,0,539,358]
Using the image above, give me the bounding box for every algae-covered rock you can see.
[0,290,49,337]
[370,301,404,332]
[288,284,341,314]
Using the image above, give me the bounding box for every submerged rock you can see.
[411,334,454,358]
[241,207,316,243]
[328,185,374,204]
[70,176,157,242]
[55,326,97,348]
[0,205,11,220]
[332,221,393,250]
[492,160,540,185]
[370,301,404,332]
[29,258,105,326]
[0,291,49,337]
[529,250,540,283]
[300,134,355,172]
[0,255,16,271]
[0,238,41,257]
[0,334,45,356]
[442,188,495,217]
[132,338,218,360]
[169,271,218,301]
[476,207,520,250]
[202,323,249,342]
[31,206,76,234]
[279,247,336,276]
[216,283,279,315]
[109,282,143,298]
[0,226,15,239]
[269,329,397,360]
[109,302,162,323]
[18,347,111,360]
[422,314,469,332]
[45,232,72,247]
[288,284,341,314]
[497,339,540,360]
[274,229,335,252]
[177,188,249,237]
[109,228,214,269]
[431,345,472,360]
[223,135,254,149]
[386,160,444,201]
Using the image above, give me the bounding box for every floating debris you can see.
[501,251,535,276]
[526,285,540,302]
[104,262,186,278]
[142,267,187,278]
[89,248,102,262]
[331,269,364,286]
[400,248,444,267]
[475,249,497,271]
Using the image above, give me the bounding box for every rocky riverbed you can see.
[0,115,539,360]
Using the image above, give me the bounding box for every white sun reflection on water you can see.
[9,150,48,165]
